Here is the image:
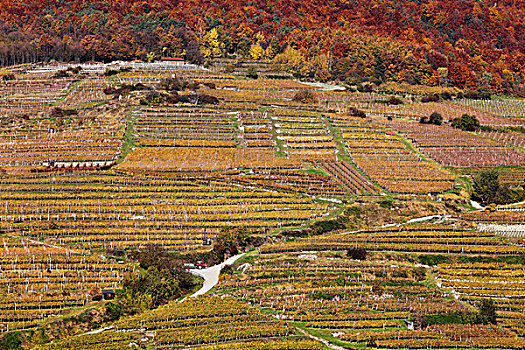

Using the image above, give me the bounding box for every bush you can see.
[349,107,366,118]
[50,107,78,118]
[280,228,312,238]
[187,93,220,105]
[160,75,189,91]
[347,248,367,260]
[451,113,480,131]
[67,66,82,74]
[53,69,69,78]
[357,83,374,93]
[202,82,216,89]
[472,169,500,204]
[103,67,130,77]
[421,95,439,103]
[119,246,197,312]
[292,90,317,104]
[379,198,393,208]
[246,67,258,79]
[0,332,22,350]
[429,112,443,125]
[221,264,234,276]
[103,83,146,97]
[105,302,122,321]
[311,218,345,235]
[140,91,166,105]
[423,311,477,326]
[412,267,427,281]
[473,169,525,205]
[417,254,450,266]
[464,88,492,100]
[478,299,497,325]
[2,73,15,81]
[440,91,452,100]
[387,96,402,105]
[420,112,443,125]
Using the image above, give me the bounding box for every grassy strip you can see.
[115,112,138,165]
[292,321,362,349]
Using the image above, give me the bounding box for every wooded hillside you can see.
[0,0,524,93]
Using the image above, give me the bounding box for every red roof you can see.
[161,57,185,61]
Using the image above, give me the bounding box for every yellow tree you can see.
[249,32,265,60]
[249,43,264,60]
[273,47,307,77]
[202,28,224,58]
[147,52,156,62]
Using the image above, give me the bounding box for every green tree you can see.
[451,114,480,131]
[246,67,258,79]
[412,267,427,281]
[0,332,22,350]
[472,169,500,204]
[429,112,443,125]
[477,299,497,324]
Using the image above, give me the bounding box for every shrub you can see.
[1,73,15,81]
[472,169,500,204]
[349,107,366,118]
[477,299,497,325]
[421,95,439,103]
[161,75,189,91]
[0,332,22,350]
[53,69,69,78]
[50,107,78,118]
[387,96,402,105]
[187,93,219,105]
[224,64,235,73]
[347,248,367,260]
[440,91,452,100]
[417,254,450,266]
[464,88,492,100]
[311,218,345,235]
[246,67,258,79]
[412,267,427,281]
[221,264,234,276]
[429,112,443,125]
[451,113,480,131]
[379,198,393,208]
[292,90,317,104]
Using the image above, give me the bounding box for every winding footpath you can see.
[181,253,246,302]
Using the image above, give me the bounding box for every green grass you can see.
[115,113,138,165]
[50,79,83,107]
[292,321,359,349]
[297,166,331,177]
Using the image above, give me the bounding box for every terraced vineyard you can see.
[260,224,525,255]
[0,235,130,332]
[389,120,525,167]
[330,114,456,193]
[0,173,330,251]
[318,160,380,195]
[41,296,322,350]
[215,223,525,349]
[1,61,525,349]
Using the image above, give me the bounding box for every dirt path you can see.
[181,253,246,302]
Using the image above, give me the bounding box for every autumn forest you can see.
[0,0,524,94]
